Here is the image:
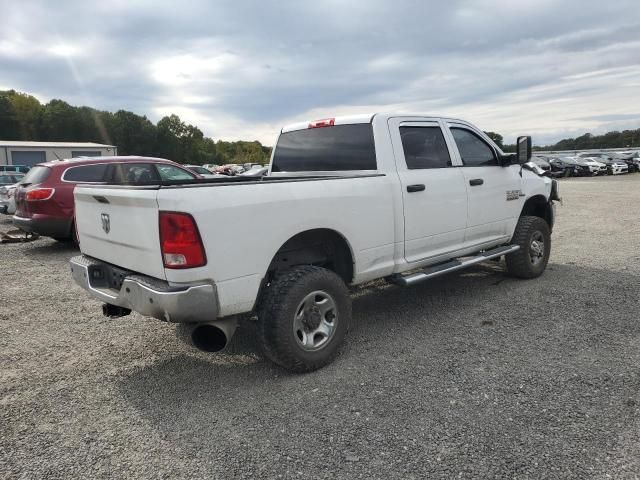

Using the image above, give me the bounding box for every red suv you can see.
[13,156,199,242]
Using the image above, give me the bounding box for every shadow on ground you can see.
[117,262,639,427]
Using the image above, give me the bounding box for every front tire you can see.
[506,216,551,279]
[258,265,351,372]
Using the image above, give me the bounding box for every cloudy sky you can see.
[1,0,639,145]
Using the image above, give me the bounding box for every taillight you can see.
[308,118,335,128]
[159,212,206,269]
[25,188,55,201]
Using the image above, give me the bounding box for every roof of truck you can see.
[281,113,469,133]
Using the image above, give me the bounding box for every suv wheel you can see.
[258,265,351,372]
[506,216,551,279]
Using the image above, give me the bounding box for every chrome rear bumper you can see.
[70,255,218,323]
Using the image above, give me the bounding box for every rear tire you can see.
[257,265,351,373]
[506,216,551,279]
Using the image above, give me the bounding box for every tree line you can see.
[487,130,640,153]
[0,90,271,165]
[1,89,638,161]
[534,130,640,151]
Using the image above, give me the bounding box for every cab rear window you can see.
[272,124,377,172]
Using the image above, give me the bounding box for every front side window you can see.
[451,128,497,167]
[155,164,197,181]
[400,126,452,169]
[63,164,108,182]
[272,124,377,172]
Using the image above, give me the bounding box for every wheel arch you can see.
[253,228,355,314]
[520,194,554,231]
[264,228,355,284]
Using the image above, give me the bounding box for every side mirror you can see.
[517,136,532,164]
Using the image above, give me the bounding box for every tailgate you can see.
[74,186,166,280]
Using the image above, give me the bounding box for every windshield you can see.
[272,124,377,172]
[20,166,51,185]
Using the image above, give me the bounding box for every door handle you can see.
[469,178,484,186]
[407,184,426,193]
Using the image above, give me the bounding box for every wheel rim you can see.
[293,290,338,352]
[529,231,545,266]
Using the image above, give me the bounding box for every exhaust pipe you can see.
[102,303,132,318]
[178,318,238,353]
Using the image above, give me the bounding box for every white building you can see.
[0,141,117,167]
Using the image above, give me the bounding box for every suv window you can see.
[156,164,196,181]
[400,126,451,169]
[272,124,377,172]
[63,164,108,182]
[20,166,51,185]
[110,163,160,183]
[451,128,497,166]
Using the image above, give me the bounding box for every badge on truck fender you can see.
[506,190,523,201]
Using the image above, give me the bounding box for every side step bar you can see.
[390,245,520,287]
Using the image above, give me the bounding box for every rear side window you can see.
[400,127,452,169]
[63,164,108,182]
[451,128,497,167]
[20,166,51,185]
[110,163,160,184]
[272,124,377,172]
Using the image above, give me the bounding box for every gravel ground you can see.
[1,175,639,479]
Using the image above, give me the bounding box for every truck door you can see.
[388,118,468,263]
[444,122,524,246]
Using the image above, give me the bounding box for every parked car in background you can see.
[214,164,246,176]
[574,156,607,176]
[183,165,219,178]
[548,157,588,177]
[624,152,640,172]
[609,152,639,173]
[609,160,629,175]
[578,152,612,163]
[13,156,198,242]
[580,155,628,175]
[0,172,25,214]
[0,165,31,174]
[239,165,269,177]
[530,156,552,174]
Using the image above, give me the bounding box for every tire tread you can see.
[257,265,350,372]
[506,215,550,279]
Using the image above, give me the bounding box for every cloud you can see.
[0,0,639,145]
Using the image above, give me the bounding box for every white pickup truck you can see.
[70,113,560,372]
